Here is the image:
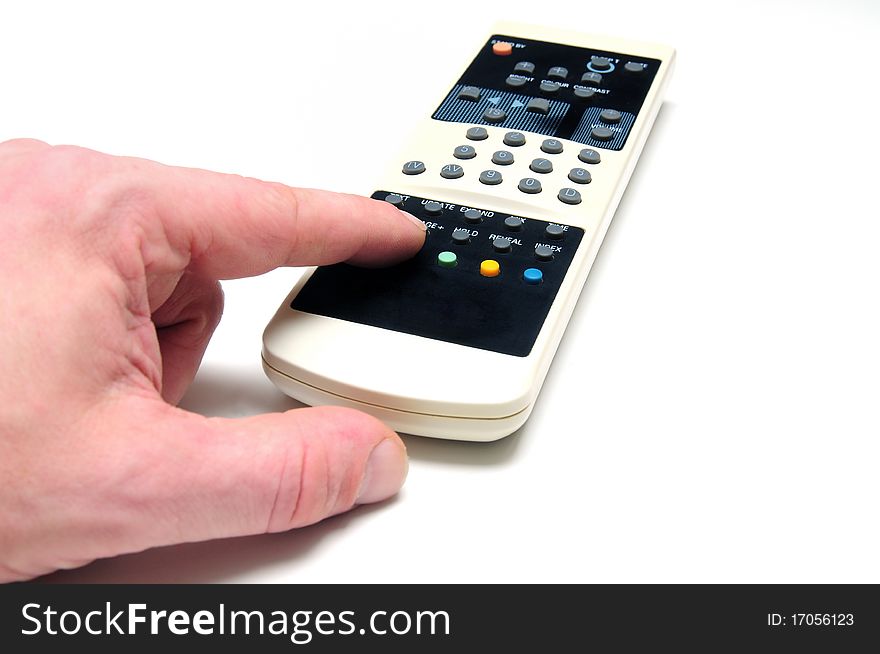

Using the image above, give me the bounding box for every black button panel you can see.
[290,192,584,358]
[431,34,660,151]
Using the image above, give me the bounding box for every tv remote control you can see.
[262,22,675,441]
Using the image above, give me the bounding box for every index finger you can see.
[121,155,426,279]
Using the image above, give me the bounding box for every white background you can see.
[2,0,878,582]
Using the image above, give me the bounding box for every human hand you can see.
[0,139,426,581]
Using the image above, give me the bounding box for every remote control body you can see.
[263,22,675,441]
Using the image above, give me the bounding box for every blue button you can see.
[523,268,543,285]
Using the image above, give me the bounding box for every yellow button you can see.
[480,259,501,277]
[492,41,513,56]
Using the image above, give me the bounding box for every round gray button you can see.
[624,61,644,73]
[518,178,542,194]
[535,244,554,261]
[505,75,527,88]
[504,216,524,231]
[451,228,470,245]
[402,161,426,175]
[425,201,443,216]
[548,66,568,80]
[479,169,503,185]
[600,109,622,124]
[574,87,596,100]
[454,144,477,159]
[581,72,603,85]
[541,139,564,154]
[590,57,613,72]
[483,107,507,123]
[464,209,482,224]
[384,193,405,208]
[440,164,464,179]
[539,81,560,94]
[492,237,512,253]
[514,61,535,74]
[466,126,488,140]
[591,126,614,141]
[578,148,601,164]
[530,158,553,174]
[558,188,582,205]
[503,131,526,147]
[492,150,514,165]
[568,168,592,184]
[545,223,565,239]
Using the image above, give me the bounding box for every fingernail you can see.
[357,439,409,504]
[399,209,427,231]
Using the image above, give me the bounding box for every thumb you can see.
[100,400,408,553]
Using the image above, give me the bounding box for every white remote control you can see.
[262,21,675,441]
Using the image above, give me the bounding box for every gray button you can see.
[574,87,596,100]
[545,223,566,239]
[482,107,507,123]
[458,86,481,102]
[558,188,582,205]
[479,169,503,185]
[591,126,614,141]
[518,178,542,194]
[492,236,512,253]
[384,193,405,207]
[440,163,464,179]
[568,168,592,184]
[451,228,471,245]
[402,161,426,175]
[548,66,568,80]
[505,75,528,88]
[514,61,535,74]
[589,56,613,72]
[466,126,489,141]
[600,109,622,124]
[578,148,601,164]
[530,158,553,174]
[526,98,550,114]
[539,81,561,94]
[454,144,477,159]
[504,216,525,231]
[535,244,554,261]
[425,201,443,216]
[541,139,564,154]
[464,209,483,224]
[503,131,526,147]
[492,150,514,165]
[624,61,645,73]
[581,72,603,85]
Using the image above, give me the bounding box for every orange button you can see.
[492,41,513,56]
[480,259,501,277]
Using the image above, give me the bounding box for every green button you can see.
[437,251,457,268]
